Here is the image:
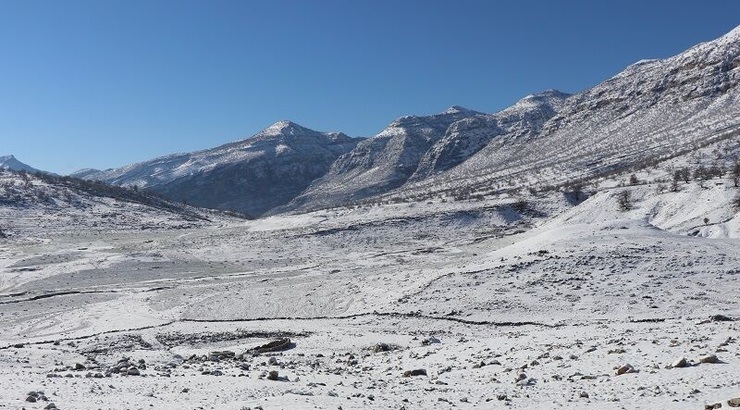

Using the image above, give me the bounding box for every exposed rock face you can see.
[411,90,570,180]
[400,26,740,199]
[280,106,482,211]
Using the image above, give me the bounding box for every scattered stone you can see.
[516,377,536,386]
[496,394,507,401]
[669,357,689,368]
[371,343,392,353]
[267,370,280,381]
[402,369,427,377]
[127,367,141,376]
[579,391,589,399]
[705,403,722,410]
[615,364,636,375]
[711,314,734,322]
[26,395,37,403]
[44,404,57,410]
[515,373,527,382]
[728,398,740,407]
[421,336,441,345]
[699,354,721,364]
[74,363,86,371]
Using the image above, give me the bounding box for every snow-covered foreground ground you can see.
[1,195,739,409]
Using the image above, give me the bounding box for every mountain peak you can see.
[443,105,475,114]
[267,120,307,132]
[252,120,320,140]
[0,154,41,173]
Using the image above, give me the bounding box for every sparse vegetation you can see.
[617,190,633,211]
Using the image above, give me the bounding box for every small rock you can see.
[267,370,279,380]
[728,397,740,407]
[74,363,86,371]
[402,369,427,377]
[26,395,37,403]
[421,336,441,346]
[579,391,589,399]
[127,367,140,376]
[615,364,635,375]
[515,373,527,382]
[670,357,688,368]
[516,377,536,386]
[705,403,722,410]
[699,354,720,364]
[710,314,733,322]
[44,404,57,410]
[371,343,391,353]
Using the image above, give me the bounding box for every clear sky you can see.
[1,0,739,174]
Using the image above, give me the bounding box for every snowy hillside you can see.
[0,154,42,174]
[411,90,571,181]
[387,25,740,202]
[0,169,238,238]
[77,121,361,217]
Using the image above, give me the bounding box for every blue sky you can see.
[1,0,739,174]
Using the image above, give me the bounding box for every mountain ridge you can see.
[73,25,740,217]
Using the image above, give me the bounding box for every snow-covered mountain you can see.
[74,25,740,216]
[388,25,740,201]
[0,155,42,174]
[77,121,361,217]
[0,169,234,236]
[277,106,483,212]
[410,90,571,181]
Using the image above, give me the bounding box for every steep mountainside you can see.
[410,90,571,181]
[279,106,482,212]
[78,121,361,217]
[393,26,740,200]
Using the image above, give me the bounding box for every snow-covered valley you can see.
[1,172,739,409]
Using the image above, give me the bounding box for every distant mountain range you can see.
[72,25,740,216]
[73,121,361,217]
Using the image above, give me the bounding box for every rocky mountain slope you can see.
[278,106,483,212]
[389,25,740,201]
[77,121,361,217]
